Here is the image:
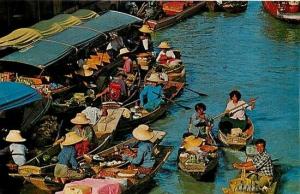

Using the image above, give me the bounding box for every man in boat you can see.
[70,113,95,157]
[95,72,128,102]
[233,139,274,191]
[137,24,153,52]
[139,73,164,112]
[219,90,255,134]
[0,130,28,166]
[54,132,85,183]
[189,103,214,140]
[121,124,155,175]
[118,47,133,75]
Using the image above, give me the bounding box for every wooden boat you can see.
[10,108,125,181]
[117,81,185,133]
[218,118,254,150]
[222,163,281,194]
[221,1,248,13]
[206,1,222,12]
[177,142,218,181]
[17,130,168,192]
[146,2,206,31]
[262,1,300,23]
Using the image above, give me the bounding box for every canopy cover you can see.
[0,82,42,111]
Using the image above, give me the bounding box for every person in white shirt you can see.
[156,41,176,65]
[219,90,255,134]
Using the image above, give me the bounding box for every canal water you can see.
[23,2,299,194]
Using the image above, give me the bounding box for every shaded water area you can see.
[22,2,299,194]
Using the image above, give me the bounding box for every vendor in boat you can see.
[95,72,128,102]
[219,90,255,134]
[81,98,102,126]
[137,24,153,52]
[189,103,214,139]
[139,73,164,112]
[122,124,155,174]
[54,132,85,183]
[106,32,125,58]
[156,41,176,66]
[70,113,95,157]
[233,139,274,191]
[118,47,133,74]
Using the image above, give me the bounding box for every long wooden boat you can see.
[222,163,281,194]
[147,2,206,31]
[262,1,300,23]
[18,130,168,192]
[145,63,186,83]
[117,81,185,133]
[218,118,254,150]
[177,142,218,181]
[221,1,248,13]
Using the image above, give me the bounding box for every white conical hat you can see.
[5,130,26,143]
[132,124,154,141]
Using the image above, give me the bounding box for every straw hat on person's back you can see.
[139,25,153,33]
[158,41,171,49]
[71,113,91,125]
[132,124,154,141]
[146,73,163,83]
[5,130,26,143]
[119,48,130,56]
[61,131,84,146]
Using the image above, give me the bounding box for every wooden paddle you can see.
[184,87,208,97]
[212,98,258,120]
[153,92,191,110]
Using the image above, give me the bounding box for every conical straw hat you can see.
[71,113,91,125]
[132,124,154,141]
[139,24,153,33]
[183,135,204,151]
[158,41,171,49]
[146,73,163,83]
[119,48,130,56]
[61,131,84,146]
[5,130,26,143]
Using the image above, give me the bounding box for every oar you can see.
[212,97,258,120]
[153,92,191,110]
[185,87,208,97]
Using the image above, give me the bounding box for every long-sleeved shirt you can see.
[57,146,78,169]
[190,113,213,137]
[253,151,273,177]
[127,141,155,168]
[226,100,252,120]
[139,85,163,112]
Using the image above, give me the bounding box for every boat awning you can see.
[0,11,142,69]
[0,82,42,111]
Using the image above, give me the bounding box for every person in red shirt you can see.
[118,48,133,74]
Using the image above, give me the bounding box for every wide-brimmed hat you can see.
[146,73,163,83]
[5,130,26,143]
[70,113,91,125]
[76,65,93,77]
[61,131,84,146]
[158,41,171,49]
[119,48,130,56]
[139,25,153,33]
[132,124,154,141]
[182,135,204,151]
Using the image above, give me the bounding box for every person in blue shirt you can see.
[54,132,85,183]
[122,124,155,174]
[139,73,164,112]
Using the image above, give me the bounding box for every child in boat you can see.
[54,132,85,183]
[121,124,155,175]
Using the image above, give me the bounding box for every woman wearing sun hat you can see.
[118,47,133,74]
[122,124,155,174]
[138,24,153,52]
[54,131,85,183]
[70,113,94,157]
[139,73,164,112]
[156,41,176,65]
[0,130,28,166]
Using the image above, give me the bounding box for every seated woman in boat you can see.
[54,132,85,183]
[188,103,214,140]
[122,124,155,174]
[219,90,255,134]
[139,73,164,112]
[0,130,28,166]
[70,113,95,157]
[137,24,153,52]
[118,48,133,74]
[233,139,274,191]
[156,41,176,66]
